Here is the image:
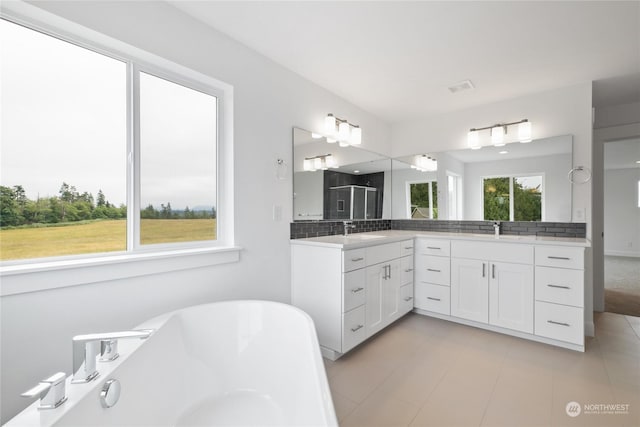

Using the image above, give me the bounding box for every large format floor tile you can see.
[326,312,640,426]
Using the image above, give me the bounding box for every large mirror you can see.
[293,128,391,220]
[392,135,573,222]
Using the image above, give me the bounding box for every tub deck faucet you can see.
[72,329,154,384]
[343,220,355,236]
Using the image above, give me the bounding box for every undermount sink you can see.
[348,234,386,240]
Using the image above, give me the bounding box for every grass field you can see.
[0,219,216,261]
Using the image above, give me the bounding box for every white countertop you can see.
[290,230,591,249]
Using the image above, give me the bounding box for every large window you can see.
[0,18,223,262]
[483,175,543,221]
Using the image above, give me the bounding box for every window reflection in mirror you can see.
[393,135,572,222]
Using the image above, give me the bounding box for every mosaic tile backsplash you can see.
[290,220,586,239]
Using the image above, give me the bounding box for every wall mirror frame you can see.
[293,127,392,221]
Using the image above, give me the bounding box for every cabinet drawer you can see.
[343,269,366,312]
[535,246,584,270]
[415,238,451,257]
[342,305,366,352]
[366,242,402,266]
[401,240,415,257]
[535,301,583,345]
[400,283,414,314]
[452,240,533,264]
[415,255,450,286]
[535,267,584,307]
[343,248,366,272]
[414,282,450,315]
[401,256,414,285]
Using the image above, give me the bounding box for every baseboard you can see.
[605,250,640,258]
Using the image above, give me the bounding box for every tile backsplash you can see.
[290,220,586,239]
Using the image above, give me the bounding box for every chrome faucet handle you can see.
[72,329,153,384]
[21,372,67,410]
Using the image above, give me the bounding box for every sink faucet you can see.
[72,329,153,383]
[343,220,356,236]
[493,221,501,238]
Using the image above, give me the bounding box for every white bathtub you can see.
[7,300,337,426]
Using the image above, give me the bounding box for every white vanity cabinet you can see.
[533,246,585,346]
[291,238,414,360]
[414,238,451,315]
[451,241,534,333]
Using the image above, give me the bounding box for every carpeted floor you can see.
[605,255,640,317]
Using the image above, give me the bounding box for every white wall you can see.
[463,154,572,222]
[391,83,595,334]
[0,1,391,422]
[604,168,640,257]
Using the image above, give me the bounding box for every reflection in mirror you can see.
[392,135,573,222]
[293,128,391,220]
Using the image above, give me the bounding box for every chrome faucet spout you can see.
[493,221,501,238]
[343,220,356,236]
[72,329,153,384]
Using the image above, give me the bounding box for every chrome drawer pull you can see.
[350,325,364,332]
[351,287,364,293]
[547,284,571,290]
[548,256,570,260]
[404,297,413,302]
[404,246,413,250]
[351,257,364,262]
[427,246,441,250]
[547,320,570,327]
[404,268,413,273]
[427,297,441,301]
[427,268,441,272]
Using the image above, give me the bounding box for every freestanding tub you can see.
[6,300,337,426]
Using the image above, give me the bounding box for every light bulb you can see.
[350,126,362,145]
[518,120,532,143]
[303,159,314,171]
[468,130,480,150]
[491,126,505,146]
[338,121,350,142]
[325,114,336,136]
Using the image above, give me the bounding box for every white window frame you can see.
[481,174,545,222]
[0,3,238,296]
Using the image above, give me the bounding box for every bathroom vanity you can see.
[291,230,589,359]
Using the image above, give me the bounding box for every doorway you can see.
[603,138,640,316]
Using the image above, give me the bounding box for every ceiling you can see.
[168,1,640,124]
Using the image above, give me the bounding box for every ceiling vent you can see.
[448,80,475,93]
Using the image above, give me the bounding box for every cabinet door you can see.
[365,264,385,336]
[489,262,533,333]
[451,258,488,323]
[383,259,402,325]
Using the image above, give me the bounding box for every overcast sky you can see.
[1,19,217,210]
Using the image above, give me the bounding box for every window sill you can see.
[0,246,241,297]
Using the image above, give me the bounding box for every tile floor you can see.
[324,312,640,427]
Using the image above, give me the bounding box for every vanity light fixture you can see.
[324,113,362,146]
[467,119,532,149]
[410,154,437,172]
[303,154,338,172]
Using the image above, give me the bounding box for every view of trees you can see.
[0,182,216,228]
[483,177,542,221]
[410,182,438,219]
